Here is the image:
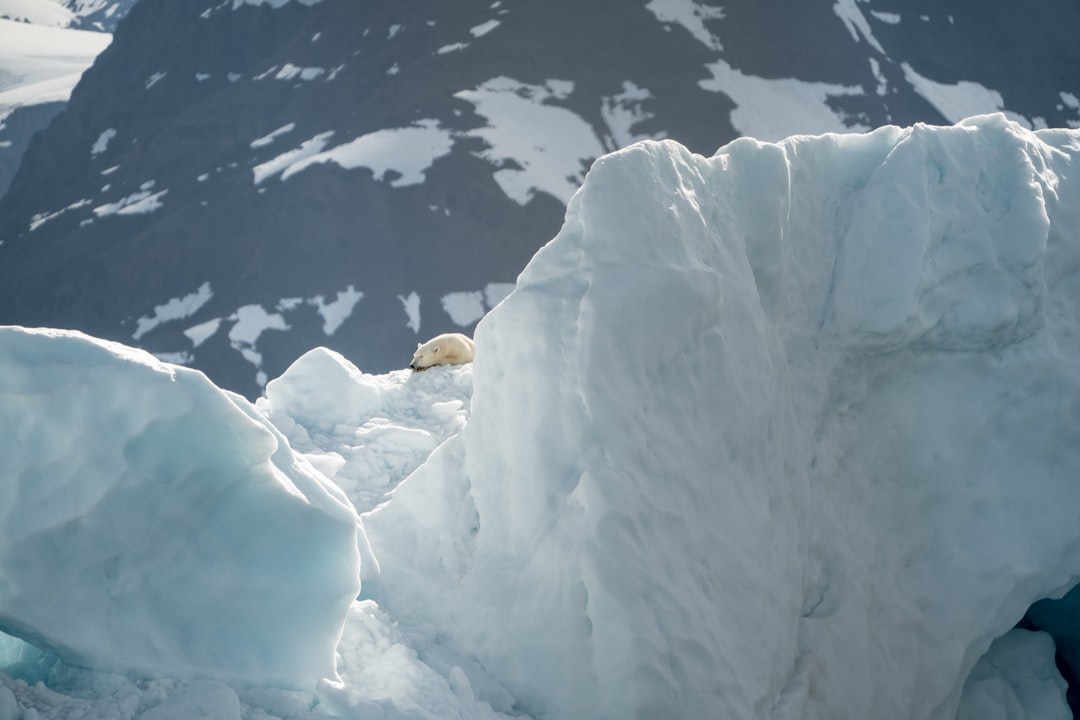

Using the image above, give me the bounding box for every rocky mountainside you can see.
[0,0,1077,398]
[63,0,140,32]
[0,0,135,30]
[0,0,133,196]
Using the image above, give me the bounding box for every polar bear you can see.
[410,332,475,372]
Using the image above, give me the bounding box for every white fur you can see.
[410,332,475,371]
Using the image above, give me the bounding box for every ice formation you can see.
[0,328,360,689]
[0,114,1079,720]
[366,114,1080,720]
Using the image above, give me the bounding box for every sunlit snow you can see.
[700,58,869,140]
[172,287,367,383]
[1062,91,1079,114]
[398,291,421,334]
[275,64,325,82]
[455,77,603,204]
[132,281,212,341]
[184,317,221,348]
[833,0,886,54]
[253,131,335,184]
[93,180,167,217]
[645,0,724,51]
[91,127,116,156]
[0,18,111,119]
[441,291,485,327]
[469,19,500,37]
[280,121,454,187]
[0,0,75,26]
[437,43,469,55]
[901,62,1043,128]
[231,0,324,9]
[227,304,289,385]
[870,9,901,25]
[253,123,454,188]
[28,198,91,231]
[483,283,514,308]
[600,81,663,150]
[442,285,514,326]
[251,122,296,148]
[310,285,363,335]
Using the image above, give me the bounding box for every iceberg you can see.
[0,328,360,689]
[366,114,1080,720]
[1,114,1079,719]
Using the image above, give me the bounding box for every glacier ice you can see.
[957,629,1070,720]
[1,114,1079,720]
[366,114,1080,720]
[0,328,360,689]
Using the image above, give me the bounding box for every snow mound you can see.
[258,348,472,514]
[366,114,1080,720]
[256,349,474,591]
[262,346,382,433]
[0,327,360,689]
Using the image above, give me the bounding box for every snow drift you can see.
[366,114,1080,720]
[0,328,360,689]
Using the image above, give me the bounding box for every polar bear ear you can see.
[417,342,422,349]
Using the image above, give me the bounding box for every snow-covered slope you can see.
[0,0,135,30]
[0,1,116,196]
[0,0,1076,399]
[1,115,1079,719]
[0,18,110,108]
[0,0,74,26]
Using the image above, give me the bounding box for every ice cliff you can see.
[367,114,1080,720]
[0,329,360,689]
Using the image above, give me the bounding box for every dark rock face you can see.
[0,102,66,199]
[0,2,134,236]
[1,0,1077,398]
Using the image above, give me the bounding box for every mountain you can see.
[0,0,1077,398]
[0,0,135,30]
[61,0,141,32]
[0,0,134,197]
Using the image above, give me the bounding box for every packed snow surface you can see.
[1,114,1080,720]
